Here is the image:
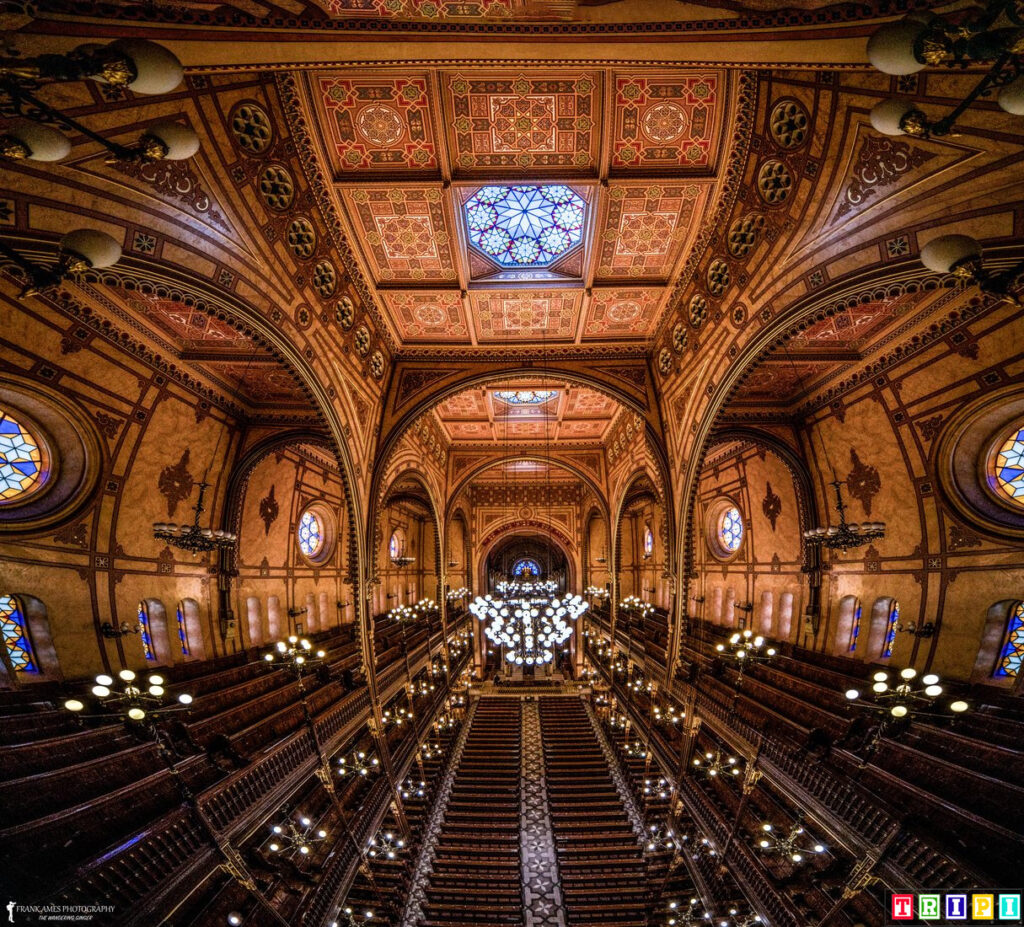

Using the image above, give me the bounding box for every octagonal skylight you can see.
[463,185,585,268]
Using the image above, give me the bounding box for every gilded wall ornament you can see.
[259,484,279,536]
[158,448,194,518]
[762,481,782,531]
[846,448,882,516]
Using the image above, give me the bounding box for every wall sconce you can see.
[896,620,936,638]
[867,6,1024,136]
[100,620,140,639]
[287,606,308,618]
[918,235,1023,304]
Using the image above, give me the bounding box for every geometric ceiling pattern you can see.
[298,67,730,351]
[435,383,621,444]
[107,288,311,412]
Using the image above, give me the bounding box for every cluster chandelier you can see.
[619,595,655,616]
[64,668,192,721]
[845,668,969,721]
[267,814,328,857]
[692,750,742,778]
[756,820,825,863]
[153,480,238,555]
[337,749,380,779]
[470,587,587,667]
[803,479,885,552]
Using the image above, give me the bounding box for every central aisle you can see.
[414,695,647,927]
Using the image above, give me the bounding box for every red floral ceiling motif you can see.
[315,74,439,174]
[582,288,663,340]
[595,182,713,280]
[382,291,470,342]
[611,72,725,171]
[444,72,600,174]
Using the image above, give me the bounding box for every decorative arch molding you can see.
[443,454,611,528]
[374,361,662,488]
[671,263,983,673]
[612,468,671,589]
[475,522,578,596]
[24,246,368,580]
[703,427,821,555]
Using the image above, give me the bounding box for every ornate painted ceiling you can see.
[434,382,621,444]
[295,67,731,351]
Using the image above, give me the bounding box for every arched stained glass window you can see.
[995,601,1024,678]
[992,424,1024,507]
[493,390,557,406]
[463,185,585,268]
[299,511,324,558]
[138,601,156,661]
[719,507,744,553]
[389,530,405,561]
[1,595,37,673]
[512,558,541,577]
[849,602,862,653]
[0,410,46,502]
[176,602,190,657]
[882,601,899,659]
[643,525,654,558]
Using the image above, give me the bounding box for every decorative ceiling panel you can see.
[789,292,918,352]
[382,291,470,342]
[595,182,713,281]
[339,184,457,283]
[611,72,725,172]
[731,362,829,403]
[436,383,619,444]
[123,292,262,352]
[562,388,617,417]
[470,289,581,341]
[582,288,663,340]
[313,74,439,175]
[211,363,310,405]
[443,72,600,174]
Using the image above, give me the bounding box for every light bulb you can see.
[96,674,113,686]
[65,699,84,712]
[128,707,146,721]
[950,700,968,713]
[92,685,111,697]
[900,667,917,680]
[178,693,193,705]
[891,705,908,718]
[119,669,136,681]
[845,689,860,700]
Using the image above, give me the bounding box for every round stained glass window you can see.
[463,185,585,268]
[719,506,744,553]
[512,558,541,577]
[0,410,46,502]
[992,424,1024,507]
[298,511,324,558]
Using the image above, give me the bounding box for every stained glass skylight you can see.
[463,185,585,268]
[494,390,557,405]
[993,424,1024,506]
[0,410,45,502]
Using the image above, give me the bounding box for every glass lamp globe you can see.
[105,39,185,95]
[998,75,1024,115]
[61,229,122,269]
[920,235,982,274]
[867,21,927,75]
[6,122,72,161]
[869,97,918,136]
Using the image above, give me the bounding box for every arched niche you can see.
[374,470,442,616]
[614,471,670,611]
